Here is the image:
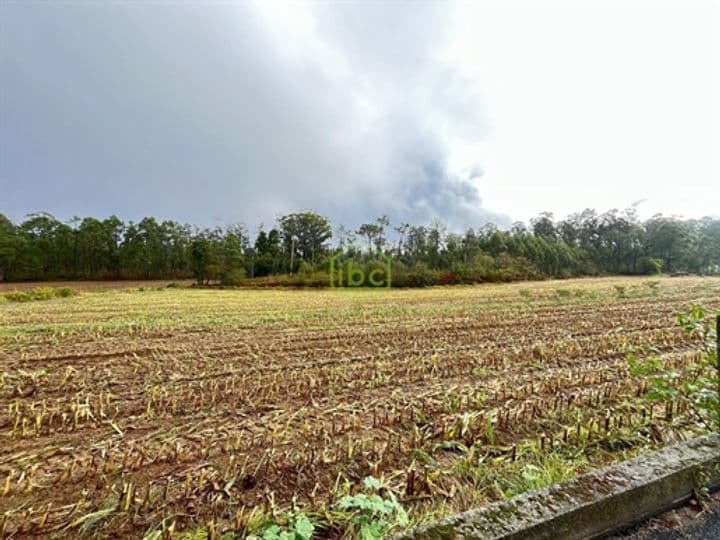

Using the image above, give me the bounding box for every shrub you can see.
[3,287,79,302]
[464,253,495,282]
[221,268,247,286]
[3,291,32,302]
[438,271,461,285]
[639,257,663,275]
[288,272,328,288]
[336,477,408,539]
[55,287,78,298]
[644,280,660,295]
[30,287,55,301]
[407,264,436,287]
[297,261,314,275]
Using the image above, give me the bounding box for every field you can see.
[1,277,719,538]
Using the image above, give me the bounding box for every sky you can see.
[1,0,718,231]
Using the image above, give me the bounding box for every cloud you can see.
[7,2,713,228]
[0,1,503,231]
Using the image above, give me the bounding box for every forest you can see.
[0,209,718,286]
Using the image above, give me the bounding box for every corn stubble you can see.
[0,276,719,537]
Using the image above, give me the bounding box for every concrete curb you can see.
[394,434,720,540]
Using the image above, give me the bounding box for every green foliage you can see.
[336,476,408,540]
[484,417,496,445]
[628,305,719,429]
[407,263,435,288]
[297,261,314,276]
[3,291,31,302]
[279,211,332,268]
[30,286,54,300]
[639,257,663,275]
[247,511,315,540]
[644,280,660,295]
[55,286,78,298]
[220,268,247,286]
[613,285,627,298]
[0,208,719,284]
[497,452,585,498]
[190,238,211,285]
[2,286,78,303]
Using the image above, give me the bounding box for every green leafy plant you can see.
[336,477,408,540]
[247,511,315,540]
[628,305,719,429]
[643,280,660,295]
[2,286,78,302]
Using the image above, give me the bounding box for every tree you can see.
[356,224,377,254]
[531,212,557,239]
[190,237,211,284]
[0,208,717,283]
[645,215,693,272]
[279,212,332,267]
[0,214,21,281]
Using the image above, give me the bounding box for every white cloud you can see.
[448,0,719,222]
[1,0,717,228]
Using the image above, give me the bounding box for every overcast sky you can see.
[1,0,717,230]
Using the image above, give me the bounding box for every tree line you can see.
[0,209,718,285]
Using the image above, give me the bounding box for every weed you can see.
[247,511,315,540]
[555,289,571,299]
[336,477,408,539]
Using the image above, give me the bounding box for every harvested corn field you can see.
[1,276,719,538]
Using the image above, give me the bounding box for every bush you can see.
[251,272,329,288]
[55,286,78,298]
[220,268,247,286]
[3,290,32,302]
[2,286,78,302]
[644,280,660,295]
[30,287,55,301]
[438,271,462,285]
[290,272,330,287]
[464,253,495,282]
[639,257,663,275]
[297,261,314,275]
[407,264,437,287]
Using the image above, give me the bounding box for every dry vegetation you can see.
[1,277,719,538]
